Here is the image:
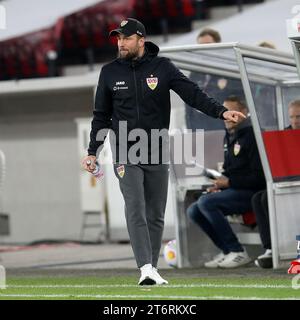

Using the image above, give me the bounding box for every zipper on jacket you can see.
[141,79,144,99]
[132,63,140,125]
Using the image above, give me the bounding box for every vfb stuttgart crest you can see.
[146,76,158,90]
[117,165,125,178]
[234,142,241,156]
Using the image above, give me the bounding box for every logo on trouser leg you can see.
[117,165,125,178]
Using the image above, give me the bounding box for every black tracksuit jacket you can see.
[223,119,266,190]
[88,41,227,161]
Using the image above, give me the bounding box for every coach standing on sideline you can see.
[82,18,245,285]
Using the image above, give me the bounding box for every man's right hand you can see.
[82,155,97,173]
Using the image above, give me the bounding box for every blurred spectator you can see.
[251,100,300,269]
[286,99,300,130]
[257,41,276,49]
[185,29,244,131]
[197,28,221,44]
[187,96,266,268]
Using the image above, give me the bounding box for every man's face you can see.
[289,105,300,129]
[117,34,144,59]
[224,101,247,131]
[197,34,216,44]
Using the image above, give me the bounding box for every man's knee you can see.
[187,202,198,221]
[197,193,215,212]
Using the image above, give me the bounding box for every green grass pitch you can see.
[1,273,300,300]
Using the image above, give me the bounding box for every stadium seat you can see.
[227,211,260,245]
[227,211,256,229]
[242,211,257,228]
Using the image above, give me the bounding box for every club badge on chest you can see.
[234,142,241,156]
[146,75,158,90]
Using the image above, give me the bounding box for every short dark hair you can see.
[197,28,221,43]
[224,95,248,111]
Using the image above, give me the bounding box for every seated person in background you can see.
[187,95,266,268]
[252,99,300,268]
[286,99,300,130]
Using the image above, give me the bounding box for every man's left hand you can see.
[213,176,230,189]
[223,110,246,123]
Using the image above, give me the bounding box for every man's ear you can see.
[139,37,145,48]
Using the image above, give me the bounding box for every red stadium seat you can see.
[227,211,257,229]
[242,211,257,228]
[263,130,300,180]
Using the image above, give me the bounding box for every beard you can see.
[118,47,139,60]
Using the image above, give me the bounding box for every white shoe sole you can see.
[218,258,251,268]
[156,280,168,285]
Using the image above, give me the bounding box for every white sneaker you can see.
[255,249,272,269]
[138,264,156,286]
[204,252,227,268]
[218,251,251,268]
[152,267,168,285]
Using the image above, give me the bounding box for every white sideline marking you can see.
[0,294,300,300]
[7,283,293,289]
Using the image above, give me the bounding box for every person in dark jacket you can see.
[187,95,266,268]
[82,18,245,285]
[252,99,300,269]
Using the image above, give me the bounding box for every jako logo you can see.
[292,274,300,290]
[0,4,6,30]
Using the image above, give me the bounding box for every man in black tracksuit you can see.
[187,96,266,269]
[82,18,245,285]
